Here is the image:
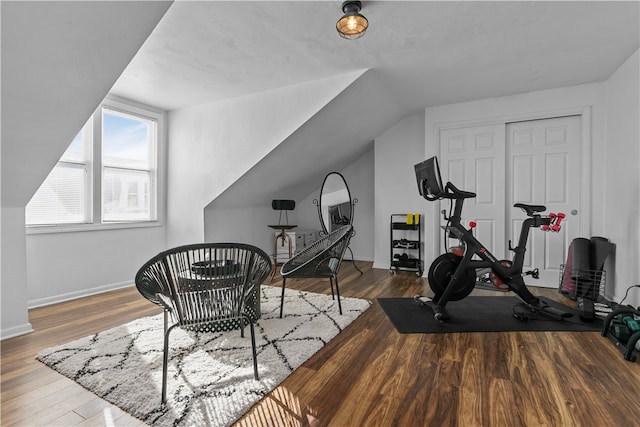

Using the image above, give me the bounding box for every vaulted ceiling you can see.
[111,1,639,113]
[108,1,639,213]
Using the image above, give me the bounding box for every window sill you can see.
[26,220,163,235]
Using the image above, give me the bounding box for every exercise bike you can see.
[414,156,573,322]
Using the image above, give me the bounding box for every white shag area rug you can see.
[37,285,370,426]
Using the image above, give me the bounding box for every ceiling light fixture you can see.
[336,1,368,40]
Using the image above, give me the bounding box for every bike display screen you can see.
[414,156,444,200]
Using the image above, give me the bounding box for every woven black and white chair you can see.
[279,225,353,318]
[135,243,272,404]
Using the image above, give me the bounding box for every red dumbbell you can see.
[551,212,565,232]
[541,213,556,231]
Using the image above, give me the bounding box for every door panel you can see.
[440,124,506,257]
[506,116,582,286]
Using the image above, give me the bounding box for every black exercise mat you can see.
[378,296,602,334]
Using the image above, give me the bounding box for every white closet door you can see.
[506,115,582,286]
[440,124,506,258]
[438,116,583,288]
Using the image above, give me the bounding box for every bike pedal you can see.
[413,295,432,305]
[577,297,595,321]
[524,268,539,279]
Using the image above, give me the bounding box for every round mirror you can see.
[318,172,352,234]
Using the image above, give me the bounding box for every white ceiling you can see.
[111,1,640,112]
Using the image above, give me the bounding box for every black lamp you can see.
[336,1,368,40]
[272,199,295,226]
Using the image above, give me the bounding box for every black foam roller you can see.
[571,237,599,299]
[559,242,576,297]
[590,236,614,271]
[571,238,592,282]
[588,236,614,300]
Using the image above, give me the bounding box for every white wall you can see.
[1,208,31,338]
[340,146,375,261]
[25,227,167,307]
[296,194,324,234]
[604,49,640,307]
[204,206,276,254]
[373,113,426,269]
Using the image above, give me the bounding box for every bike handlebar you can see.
[444,182,476,200]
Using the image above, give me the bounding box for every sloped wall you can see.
[199,69,406,259]
[2,1,172,207]
[1,1,172,339]
[167,71,366,248]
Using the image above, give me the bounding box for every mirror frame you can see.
[314,172,357,235]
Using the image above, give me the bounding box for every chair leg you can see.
[162,316,177,405]
[279,277,287,318]
[329,277,335,300]
[347,246,364,275]
[163,309,168,335]
[334,276,342,315]
[250,320,259,380]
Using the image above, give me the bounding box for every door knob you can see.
[571,210,578,215]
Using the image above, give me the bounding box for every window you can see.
[102,108,156,222]
[26,98,163,230]
[26,122,93,225]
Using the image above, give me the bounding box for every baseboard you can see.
[28,281,134,309]
[1,322,34,340]
[372,262,390,270]
[348,256,373,263]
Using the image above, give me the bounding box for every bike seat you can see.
[514,203,546,217]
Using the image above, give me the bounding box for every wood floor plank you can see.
[2,262,639,427]
[458,345,485,426]
[487,378,520,426]
[3,381,91,426]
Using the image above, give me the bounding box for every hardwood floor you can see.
[2,262,638,426]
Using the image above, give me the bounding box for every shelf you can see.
[391,222,419,230]
[392,239,419,249]
[391,259,420,268]
[390,214,422,275]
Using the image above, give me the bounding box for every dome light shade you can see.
[336,1,368,40]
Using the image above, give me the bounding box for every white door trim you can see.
[427,105,592,267]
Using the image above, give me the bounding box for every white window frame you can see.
[26,96,165,234]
